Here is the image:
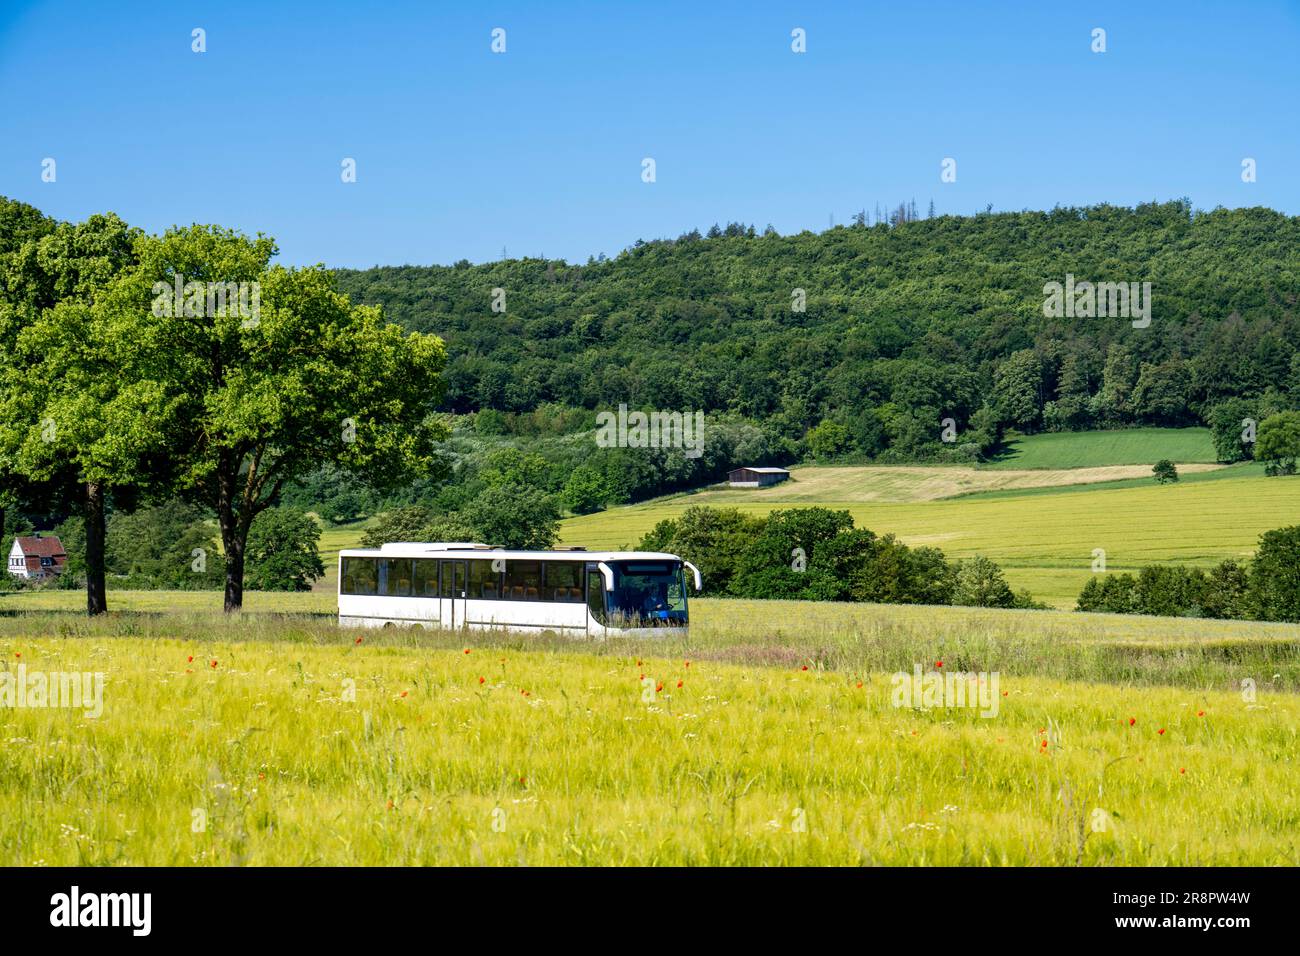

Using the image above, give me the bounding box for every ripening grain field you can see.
[0,601,1296,866]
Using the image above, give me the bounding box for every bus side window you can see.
[469,560,498,599]
[586,570,607,624]
[343,557,378,596]
[413,559,437,597]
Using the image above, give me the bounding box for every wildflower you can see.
[478,676,485,685]
[355,637,363,645]
[676,680,683,689]
[935,660,943,668]
[1128,717,1136,726]
[463,648,470,655]
[187,656,193,663]
[210,660,218,669]
[1157,728,1166,735]
[400,691,408,698]
[1197,710,1205,717]
[800,665,808,672]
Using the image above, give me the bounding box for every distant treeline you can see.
[336,201,1300,464]
[1076,525,1300,622]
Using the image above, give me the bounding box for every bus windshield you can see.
[607,560,687,627]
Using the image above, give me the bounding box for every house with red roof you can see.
[6,533,68,581]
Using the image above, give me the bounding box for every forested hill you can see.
[336,200,1300,458]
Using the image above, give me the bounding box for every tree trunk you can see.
[218,471,247,613]
[85,482,108,616]
[223,533,245,613]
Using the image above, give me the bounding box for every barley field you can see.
[0,600,1296,866]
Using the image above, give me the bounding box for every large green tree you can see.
[0,211,147,614]
[100,225,450,611]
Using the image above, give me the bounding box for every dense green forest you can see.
[335,200,1300,462]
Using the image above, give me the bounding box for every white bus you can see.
[337,542,702,637]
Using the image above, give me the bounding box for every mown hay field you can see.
[0,601,1295,866]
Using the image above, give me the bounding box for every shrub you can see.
[951,555,1016,608]
[1248,525,1300,621]
[245,509,325,592]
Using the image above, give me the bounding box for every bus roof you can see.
[337,544,684,563]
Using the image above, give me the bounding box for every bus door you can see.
[585,565,608,636]
[440,560,467,629]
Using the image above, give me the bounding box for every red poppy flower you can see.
[463,648,470,655]
[210,660,218,669]
[801,665,808,671]
[1157,728,1166,735]
[400,691,408,698]
[656,683,663,693]
[1180,768,1186,774]
[478,676,485,685]
[935,661,943,668]
[187,656,193,663]
[355,637,363,645]
[1128,717,1136,726]
[856,681,863,689]
[1197,710,1205,717]
[1001,690,1008,697]
[676,680,683,689]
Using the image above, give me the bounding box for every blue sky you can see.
[1,0,1297,268]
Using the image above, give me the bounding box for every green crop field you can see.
[0,601,1295,866]
[985,427,1218,470]
[561,467,1295,609]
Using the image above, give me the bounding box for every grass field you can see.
[985,427,1218,470]
[0,601,1295,866]
[560,468,1295,608]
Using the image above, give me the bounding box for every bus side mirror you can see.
[684,561,702,591]
[596,562,615,592]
